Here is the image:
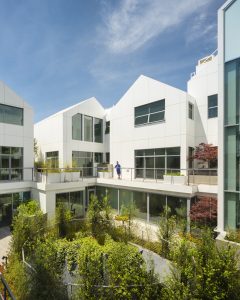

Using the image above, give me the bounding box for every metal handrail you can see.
[0,273,16,300]
[0,166,218,185]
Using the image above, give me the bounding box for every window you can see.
[84,115,93,142]
[208,94,218,118]
[106,152,110,163]
[0,192,30,225]
[72,151,93,176]
[94,152,103,163]
[188,102,194,119]
[105,121,110,134]
[94,118,103,143]
[56,191,84,217]
[188,147,194,169]
[72,113,82,140]
[135,147,180,179]
[0,103,23,126]
[135,99,165,126]
[46,151,59,168]
[0,146,23,181]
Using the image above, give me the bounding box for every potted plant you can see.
[163,172,186,184]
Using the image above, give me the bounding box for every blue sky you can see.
[0,0,225,122]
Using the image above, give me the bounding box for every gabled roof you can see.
[35,96,105,125]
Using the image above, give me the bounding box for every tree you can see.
[75,236,161,299]
[158,206,177,258]
[162,229,240,300]
[87,195,113,243]
[55,203,72,238]
[189,143,217,168]
[190,197,217,227]
[11,200,47,257]
[34,138,38,157]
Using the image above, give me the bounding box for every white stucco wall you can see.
[109,75,195,175]
[187,56,218,146]
[34,97,107,168]
[0,81,34,181]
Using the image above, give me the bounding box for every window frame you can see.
[208,94,218,119]
[134,99,165,126]
[0,103,24,126]
[188,102,194,120]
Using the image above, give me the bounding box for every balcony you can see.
[33,167,217,186]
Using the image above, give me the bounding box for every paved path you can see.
[129,242,173,282]
[0,227,11,261]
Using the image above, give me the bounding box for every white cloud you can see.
[186,13,217,45]
[99,0,214,54]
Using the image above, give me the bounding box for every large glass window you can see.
[94,153,103,163]
[0,146,23,181]
[46,151,59,168]
[135,147,180,179]
[133,191,147,220]
[119,189,147,221]
[167,196,187,219]
[106,187,118,211]
[0,103,23,126]
[149,194,166,223]
[135,99,165,126]
[56,191,84,217]
[84,115,93,142]
[72,113,82,140]
[224,58,240,229]
[208,94,218,118]
[94,118,103,143]
[0,191,30,225]
[72,151,93,176]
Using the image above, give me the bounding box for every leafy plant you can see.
[162,229,240,299]
[189,143,218,168]
[190,197,217,227]
[158,206,177,259]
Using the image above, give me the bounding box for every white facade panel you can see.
[188,56,218,147]
[110,75,194,172]
[0,81,34,183]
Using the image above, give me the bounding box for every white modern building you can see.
[33,60,218,226]
[2,0,239,234]
[0,81,33,226]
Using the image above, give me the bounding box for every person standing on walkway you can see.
[115,161,121,179]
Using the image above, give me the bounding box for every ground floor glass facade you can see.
[0,191,31,226]
[56,191,84,217]
[96,186,187,224]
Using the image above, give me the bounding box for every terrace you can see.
[0,167,218,186]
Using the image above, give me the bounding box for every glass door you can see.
[0,194,12,226]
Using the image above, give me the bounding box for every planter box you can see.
[62,172,81,182]
[98,171,113,179]
[163,175,186,185]
[41,172,61,183]
[38,171,81,183]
